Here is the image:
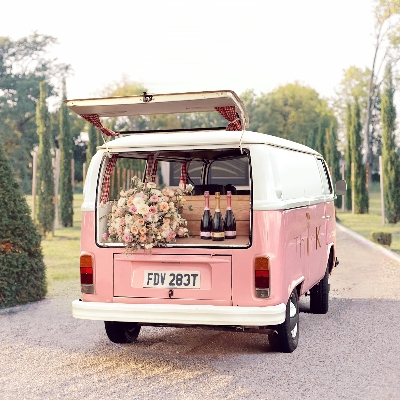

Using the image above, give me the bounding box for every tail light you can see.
[80,253,94,294]
[255,256,270,298]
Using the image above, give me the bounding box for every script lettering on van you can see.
[294,213,322,257]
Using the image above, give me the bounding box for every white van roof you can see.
[65,90,249,129]
[99,129,320,156]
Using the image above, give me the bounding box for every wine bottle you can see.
[224,191,236,239]
[200,191,212,240]
[211,192,225,241]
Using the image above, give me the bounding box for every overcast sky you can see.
[2,0,376,101]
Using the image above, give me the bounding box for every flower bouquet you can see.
[102,176,193,252]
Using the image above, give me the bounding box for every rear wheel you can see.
[268,289,299,353]
[310,265,329,314]
[104,321,141,344]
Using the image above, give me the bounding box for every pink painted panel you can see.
[113,254,232,301]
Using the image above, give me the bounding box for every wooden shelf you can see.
[174,235,249,246]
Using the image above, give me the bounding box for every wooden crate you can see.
[181,195,250,237]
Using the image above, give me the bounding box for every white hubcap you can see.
[290,299,298,338]
[291,323,298,339]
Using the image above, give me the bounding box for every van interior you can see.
[97,147,251,247]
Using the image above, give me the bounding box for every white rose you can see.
[137,203,150,215]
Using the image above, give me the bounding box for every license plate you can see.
[143,270,201,289]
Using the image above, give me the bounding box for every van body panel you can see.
[66,90,249,128]
[113,254,232,302]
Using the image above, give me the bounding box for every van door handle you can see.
[322,215,331,220]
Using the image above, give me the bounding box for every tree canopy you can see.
[0,32,70,191]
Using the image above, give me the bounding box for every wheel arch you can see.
[327,244,335,274]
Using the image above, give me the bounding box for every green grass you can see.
[336,182,400,255]
[25,194,82,285]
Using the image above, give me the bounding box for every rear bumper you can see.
[72,300,286,326]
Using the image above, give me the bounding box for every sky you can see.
[2,0,376,101]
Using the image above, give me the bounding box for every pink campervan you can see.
[68,91,345,353]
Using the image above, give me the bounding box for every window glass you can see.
[209,158,249,186]
[169,161,202,186]
[271,148,322,199]
[317,158,333,195]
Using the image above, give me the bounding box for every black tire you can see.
[104,321,141,344]
[268,290,299,353]
[310,265,329,314]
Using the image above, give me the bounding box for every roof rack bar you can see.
[118,126,228,135]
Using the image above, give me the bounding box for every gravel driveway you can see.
[1,228,399,400]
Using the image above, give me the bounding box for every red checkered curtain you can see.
[80,114,119,137]
[215,106,242,131]
[145,155,158,183]
[179,162,188,189]
[100,155,118,204]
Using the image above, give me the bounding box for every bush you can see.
[371,232,392,247]
[0,141,46,308]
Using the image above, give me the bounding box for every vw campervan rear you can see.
[68,90,344,353]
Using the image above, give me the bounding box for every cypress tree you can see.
[325,122,342,208]
[36,81,55,235]
[0,140,46,308]
[381,64,400,223]
[86,123,98,166]
[351,100,369,214]
[345,103,352,210]
[59,80,74,227]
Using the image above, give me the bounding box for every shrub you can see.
[0,141,46,308]
[371,232,392,247]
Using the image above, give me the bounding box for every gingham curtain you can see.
[100,155,118,203]
[145,155,158,183]
[80,114,119,137]
[179,162,188,188]
[215,106,242,131]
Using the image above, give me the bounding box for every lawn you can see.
[25,194,82,285]
[336,182,400,255]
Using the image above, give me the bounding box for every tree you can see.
[59,79,73,227]
[364,0,400,182]
[381,63,400,222]
[0,33,70,191]
[324,121,342,208]
[37,81,55,235]
[345,104,353,210]
[351,100,369,214]
[86,123,98,166]
[0,140,46,308]
[246,83,338,154]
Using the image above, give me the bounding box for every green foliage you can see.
[59,80,73,227]
[86,123,97,166]
[350,100,369,214]
[0,33,70,192]
[245,83,338,156]
[381,64,400,223]
[345,103,353,210]
[0,140,46,308]
[371,231,392,246]
[36,81,55,235]
[324,121,342,208]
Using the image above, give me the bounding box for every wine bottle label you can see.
[201,232,211,237]
[211,232,225,238]
[225,231,236,236]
